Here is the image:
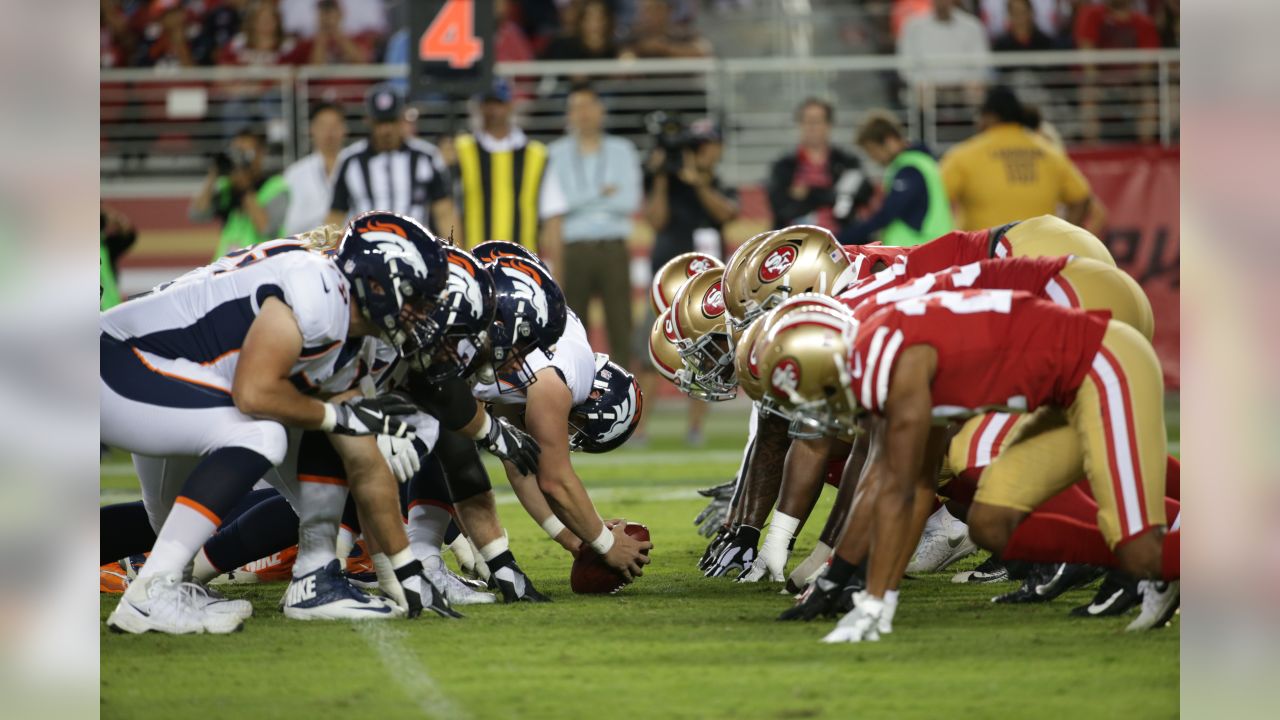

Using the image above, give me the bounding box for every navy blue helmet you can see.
[484,255,566,391]
[337,211,449,356]
[569,354,643,453]
[416,247,497,382]
[471,240,549,272]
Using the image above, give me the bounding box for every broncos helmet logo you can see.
[360,231,431,283]
[585,379,639,445]
[498,264,550,325]
[446,261,486,321]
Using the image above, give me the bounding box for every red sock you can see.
[945,469,980,506]
[1161,529,1179,580]
[1002,511,1118,567]
[1165,456,1180,501]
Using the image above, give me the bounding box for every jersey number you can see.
[419,0,484,69]
[896,290,1012,316]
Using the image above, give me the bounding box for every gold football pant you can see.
[974,321,1167,548]
[1002,215,1116,267]
[1051,257,1155,341]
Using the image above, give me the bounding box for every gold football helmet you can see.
[733,317,768,403]
[668,267,735,401]
[755,306,861,437]
[722,225,850,332]
[647,308,683,383]
[650,252,724,314]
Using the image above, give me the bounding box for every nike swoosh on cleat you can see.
[127,601,150,618]
[946,535,965,548]
[1086,589,1126,614]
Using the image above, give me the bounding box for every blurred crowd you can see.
[100,0,1178,70]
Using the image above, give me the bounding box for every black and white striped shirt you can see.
[330,138,451,230]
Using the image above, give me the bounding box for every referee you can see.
[326,83,457,236]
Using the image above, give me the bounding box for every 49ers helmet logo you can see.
[662,315,678,342]
[686,256,715,277]
[759,245,798,283]
[701,281,725,317]
[770,357,801,397]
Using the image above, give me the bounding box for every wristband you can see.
[539,516,567,540]
[472,412,492,440]
[588,525,615,555]
[320,403,337,432]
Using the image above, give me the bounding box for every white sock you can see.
[136,502,218,581]
[294,481,348,577]
[478,533,510,562]
[407,504,451,561]
[884,589,900,608]
[336,526,356,570]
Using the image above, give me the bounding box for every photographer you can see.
[190,128,289,260]
[640,116,737,446]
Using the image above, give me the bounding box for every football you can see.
[570,522,650,594]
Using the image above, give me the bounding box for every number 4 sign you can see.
[419,0,483,69]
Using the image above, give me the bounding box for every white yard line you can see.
[358,622,469,720]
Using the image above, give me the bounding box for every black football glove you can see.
[704,525,760,578]
[699,525,734,572]
[393,559,463,619]
[478,415,541,476]
[693,481,735,538]
[330,392,418,438]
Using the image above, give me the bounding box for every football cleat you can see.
[187,583,254,621]
[1070,570,1143,617]
[209,546,298,586]
[1125,580,1179,631]
[778,570,863,621]
[107,571,244,635]
[820,593,883,644]
[992,563,1103,604]
[422,555,496,605]
[951,555,1009,584]
[100,564,130,594]
[283,560,400,621]
[905,513,978,574]
[492,562,551,603]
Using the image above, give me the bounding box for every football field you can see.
[100,398,1180,720]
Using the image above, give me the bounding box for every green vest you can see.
[212,174,289,260]
[881,149,953,247]
[100,241,121,310]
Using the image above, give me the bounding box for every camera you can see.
[644,110,691,175]
[213,145,257,175]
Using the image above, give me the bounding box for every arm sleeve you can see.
[837,167,925,245]
[407,373,481,432]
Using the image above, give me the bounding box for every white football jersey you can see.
[472,310,596,406]
[101,248,350,395]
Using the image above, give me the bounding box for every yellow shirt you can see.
[940,124,1091,231]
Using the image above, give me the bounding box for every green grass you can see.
[101,398,1179,720]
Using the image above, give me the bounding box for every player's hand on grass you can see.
[739,526,792,583]
[377,434,424,483]
[698,525,733,572]
[820,593,884,643]
[703,525,759,578]
[478,415,540,476]
[603,523,653,582]
[693,481,734,538]
[328,392,418,437]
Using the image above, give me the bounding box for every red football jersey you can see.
[848,290,1108,419]
[897,229,994,278]
[838,255,1072,315]
[838,244,912,285]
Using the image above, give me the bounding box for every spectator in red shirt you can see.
[142,0,197,68]
[1074,0,1160,143]
[496,0,536,62]
[218,1,304,138]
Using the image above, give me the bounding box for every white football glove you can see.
[821,592,884,644]
[377,434,422,483]
[737,513,796,583]
[787,541,833,595]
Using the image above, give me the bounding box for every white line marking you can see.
[358,622,468,720]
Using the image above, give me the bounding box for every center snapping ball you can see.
[570,522,650,594]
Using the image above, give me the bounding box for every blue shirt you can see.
[838,144,933,246]
[546,134,642,243]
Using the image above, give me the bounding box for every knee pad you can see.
[434,430,492,503]
[223,419,289,466]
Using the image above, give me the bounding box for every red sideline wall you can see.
[109,145,1179,387]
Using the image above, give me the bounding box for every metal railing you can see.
[101,50,1179,188]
